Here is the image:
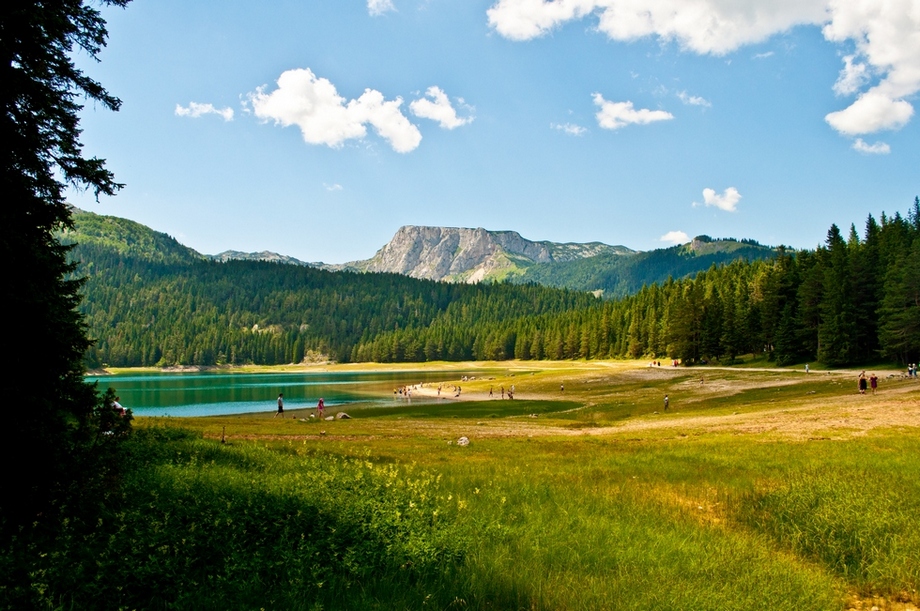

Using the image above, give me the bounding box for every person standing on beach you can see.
[317,397,325,418]
[275,393,284,417]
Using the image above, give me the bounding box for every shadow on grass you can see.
[344,399,583,420]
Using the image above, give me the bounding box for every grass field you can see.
[36,362,920,609]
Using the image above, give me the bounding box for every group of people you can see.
[488,385,514,399]
[274,393,325,418]
[857,372,878,394]
[907,364,918,378]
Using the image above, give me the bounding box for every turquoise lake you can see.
[86,370,491,417]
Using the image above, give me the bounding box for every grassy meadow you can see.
[35,362,920,610]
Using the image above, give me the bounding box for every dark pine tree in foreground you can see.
[1,1,131,604]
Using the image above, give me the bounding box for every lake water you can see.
[86,370,490,417]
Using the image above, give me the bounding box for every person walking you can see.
[274,393,284,417]
[663,394,669,411]
[317,397,325,418]
[858,372,868,394]
[869,373,878,395]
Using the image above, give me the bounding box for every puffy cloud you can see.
[825,90,914,135]
[833,54,870,96]
[368,0,396,16]
[851,138,891,154]
[593,94,674,130]
[677,91,711,107]
[551,122,588,135]
[409,86,474,129]
[696,187,742,212]
[486,0,826,54]
[822,0,920,135]
[660,230,690,245]
[248,68,421,153]
[175,102,234,121]
[487,0,920,135]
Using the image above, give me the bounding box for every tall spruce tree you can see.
[1,0,130,534]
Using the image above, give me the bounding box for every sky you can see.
[69,0,920,264]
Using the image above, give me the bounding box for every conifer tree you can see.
[1,0,131,539]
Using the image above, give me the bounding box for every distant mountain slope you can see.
[342,225,634,282]
[63,209,203,265]
[64,212,776,301]
[208,250,319,267]
[517,235,777,298]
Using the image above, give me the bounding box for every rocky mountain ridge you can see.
[66,211,776,296]
[340,225,634,283]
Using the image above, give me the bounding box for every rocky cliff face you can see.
[348,226,632,283]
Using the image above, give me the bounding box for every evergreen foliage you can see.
[0,1,132,605]
[71,201,919,370]
[516,238,776,298]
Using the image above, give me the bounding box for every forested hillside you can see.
[65,212,599,366]
[515,237,775,298]
[68,202,919,368]
[361,203,919,366]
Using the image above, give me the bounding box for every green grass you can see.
[344,399,581,420]
[13,364,920,610]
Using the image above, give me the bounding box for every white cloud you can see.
[368,0,396,16]
[486,0,826,54]
[593,94,674,130]
[660,230,690,245]
[175,102,234,121]
[825,90,914,135]
[409,86,474,129]
[851,138,891,154]
[487,0,920,136]
[324,183,344,191]
[695,187,742,212]
[677,91,711,107]
[833,54,870,96]
[248,68,421,153]
[551,122,588,135]
[753,51,775,59]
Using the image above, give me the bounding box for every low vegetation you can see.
[8,363,918,610]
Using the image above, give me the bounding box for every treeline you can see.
[73,242,598,367]
[72,201,919,368]
[515,238,775,298]
[359,201,919,366]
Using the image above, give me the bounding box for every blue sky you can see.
[70,0,920,263]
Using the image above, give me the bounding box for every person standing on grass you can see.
[870,373,878,394]
[664,394,669,411]
[858,372,868,394]
[275,393,284,417]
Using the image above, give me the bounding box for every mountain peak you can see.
[347,225,632,283]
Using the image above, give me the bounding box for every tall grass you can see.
[14,365,919,610]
